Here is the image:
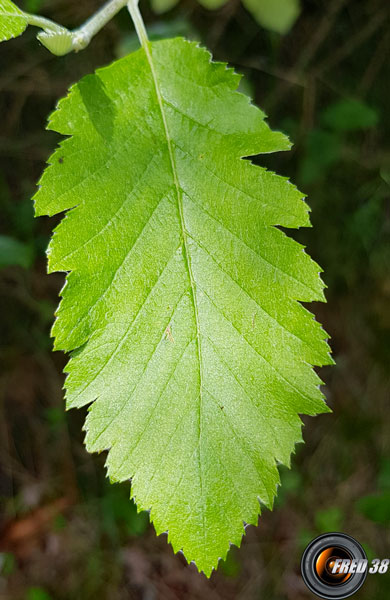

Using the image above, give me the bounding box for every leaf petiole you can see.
[13,0,132,55]
[23,12,65,33]
[127,0,149,47]
[71,0,129,51]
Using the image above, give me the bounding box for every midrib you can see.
[142,45,204,395]
[142,41,206,547]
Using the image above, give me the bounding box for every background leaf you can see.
[34,38,331,575]
[23,0,43,12]
[242,0,301,34]
[356,493,390,524]
[0,0,28,42]
[299,129,342,185]
[321,98,379,132]
[0,234,33,268]
[197,0,229,9]
[151,0,180,15]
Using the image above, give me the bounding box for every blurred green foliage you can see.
[0,552,16,576]
[151,0,301,34]
[0,235,33,269]
[242,0,300,34]
[99,484,150,541]
[26,588,52,600]
[314,507,344,533]
[357,492,390,524]
[321,98,379,132]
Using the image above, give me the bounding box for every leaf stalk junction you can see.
[21,0,147,56]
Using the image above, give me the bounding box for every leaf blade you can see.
[0,0,28,42]
[243,0,301,34]
[34,38,331,575]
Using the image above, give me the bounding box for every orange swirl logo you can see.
[301,533,368,599]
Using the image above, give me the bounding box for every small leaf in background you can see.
[314,506,343,533]
[100,486,149,540]
[23,0,43,12]
[356,492,390,524]
[198,0,229,9]
[0,235,33,269]
[274,464,302,506]
[0,0,28,42]
[361,543,376,564]
[52,513,67,531]
[297,528,316,552]
[0,552,16,576]
[243,0,301,34]
[220,547,241,577]
[348,195,383,251]
[44,406,66,429]
[321,98,379,132]
[380,168,390,186]
[279,466,302,494]
[26,588,52,600]
[378,458,390,491]
[151,0,179,14]
[299,129,341,185]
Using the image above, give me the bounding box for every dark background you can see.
[0,0,389,598]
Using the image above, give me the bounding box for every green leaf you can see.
[314,506,343,533]
[299,129,341,185]
[378,458,390,491]
[0,234,33,268]
[357,492,390,524]
[151,0,180,15]
[0,0,28,41]
[321,98,379,132]
[24,0,43,12]
[243,0,301,34]
[0,552,15,576]
[37,28,74,56]
[34,38,331,575]
[198,0,229,9]
[26,588,52,600]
